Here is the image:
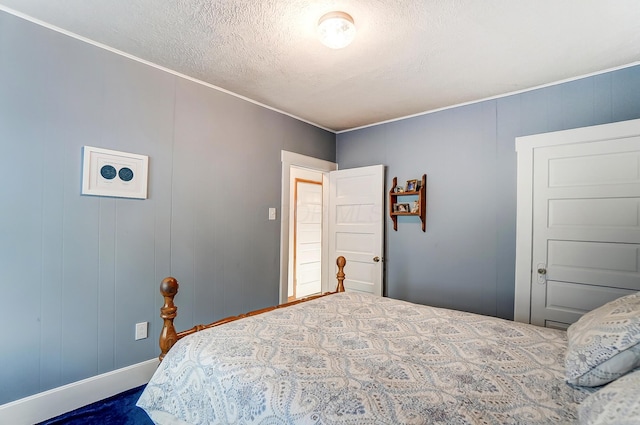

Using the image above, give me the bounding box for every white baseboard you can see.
[0,358,159,425]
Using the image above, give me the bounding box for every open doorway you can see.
[280,152,385,303]
[289,171,323,301]
[279,151,336,304]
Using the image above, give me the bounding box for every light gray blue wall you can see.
[0,12,335,404]
[337,65,640,320]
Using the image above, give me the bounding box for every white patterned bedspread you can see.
[137,292,593,424]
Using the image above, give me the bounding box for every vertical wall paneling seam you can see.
[157,76,177,338]
[169,77,176,284]
[97,198,102,373]
[59,143,68,382]
[111,200,117,369]
[113,201,118,365]
[494,101,499,318]
[168,76,177,323]
[97,197,108,371]
[38,139,45,391]
[192,163,195,324]
[97,59,113,372]
[56,157,64,388]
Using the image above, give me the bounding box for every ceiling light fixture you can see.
[317,11,356,49]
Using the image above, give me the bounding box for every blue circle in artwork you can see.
[119,167,134,182]
[100,165,117,180]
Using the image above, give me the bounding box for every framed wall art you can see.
[81,146,149,199]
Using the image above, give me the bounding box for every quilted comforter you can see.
[137,292,593,424]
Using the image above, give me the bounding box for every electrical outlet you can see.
[135,322,148,340]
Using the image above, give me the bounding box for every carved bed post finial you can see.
[159,277,179,362]
[336,256,346,292]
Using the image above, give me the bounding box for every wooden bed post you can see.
[159,277,179,362]
[158,257,347,361]
[336,256,346,292]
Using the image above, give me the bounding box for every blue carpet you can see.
[38,385,153,424]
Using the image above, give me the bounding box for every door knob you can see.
[536,263,547,285]
[373,256,380,263]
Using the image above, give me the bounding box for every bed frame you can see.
[158,256,347,361]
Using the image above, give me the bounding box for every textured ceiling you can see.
[1,1,639,132]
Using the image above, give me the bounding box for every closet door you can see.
[515,118,640,326]
[530,136,640,328]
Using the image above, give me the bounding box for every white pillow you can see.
[578,367,640,425]
[565,291,640,387]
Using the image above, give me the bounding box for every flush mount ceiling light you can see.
[317,11,356,49]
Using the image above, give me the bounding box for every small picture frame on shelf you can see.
[411,200,419,213]
[405,179,418,192]
[394,186,404,193]
[393,203,410,213]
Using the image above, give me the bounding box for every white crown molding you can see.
[0,5,335,134]
[338,61,640,134]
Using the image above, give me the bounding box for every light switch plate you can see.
[268,208,277,220]
[135,322,148,340]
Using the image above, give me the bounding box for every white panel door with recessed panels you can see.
[515,119,640,328]
[328,165,384,296]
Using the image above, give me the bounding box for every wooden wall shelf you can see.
[389,174,427,231]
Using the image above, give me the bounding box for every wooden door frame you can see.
[514,118,640,323]
[279,151,337,305]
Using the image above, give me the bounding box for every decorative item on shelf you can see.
[389,174,427,232]
[393,203,410,213]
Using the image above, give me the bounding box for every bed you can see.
[138,257,640,425]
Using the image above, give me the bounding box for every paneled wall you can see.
[0,12,335,404]
[337,65,640,320]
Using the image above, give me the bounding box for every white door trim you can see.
[280,151,337,304]
[514,118,640,323]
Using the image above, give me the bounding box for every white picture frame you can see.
[81,146,149,199]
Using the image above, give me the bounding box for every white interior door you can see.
[295,179,322,298]
[327,165,385,295]
[530,136,640,328]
